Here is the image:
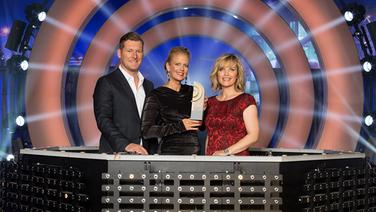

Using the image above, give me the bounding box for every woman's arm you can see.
[204,136,209,155]
[141,94,182,139]
[213,104,259,155]
[141,95,200,139]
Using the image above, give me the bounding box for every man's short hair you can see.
[119,32,144,49]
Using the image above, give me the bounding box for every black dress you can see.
[141,84,199,155]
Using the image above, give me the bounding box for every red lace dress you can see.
[205,93,256,156]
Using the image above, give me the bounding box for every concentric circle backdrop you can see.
[26,0,363,151]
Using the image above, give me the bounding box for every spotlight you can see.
[364,112,376,128]
[360,57,375,73]
[6,55,29,72]
[361,60,372,72]
[365,115,374,127]
[6,154,15,161]
[15,115,25,127]
[37,11,47,22]
[344,11,354,22]
[342,3,365,25]
[362,61,372,72]
[25,3,46,27]
[20,59,29,71]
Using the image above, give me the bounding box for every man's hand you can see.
[125,143,148,155]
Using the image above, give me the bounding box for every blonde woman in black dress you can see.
[141,47,201,155]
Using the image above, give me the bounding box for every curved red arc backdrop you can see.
[26,0,363,151]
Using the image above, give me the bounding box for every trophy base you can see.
[190,110,203,120]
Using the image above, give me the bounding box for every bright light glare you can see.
[6,154,15,161]
[344,11,354,22]
[365,115,374,126]
[38,11,47,22]
[362,61,372,72]
[1,27,10,35]
[16,115,25,126]
[20,60,29,71]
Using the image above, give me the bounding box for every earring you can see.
[167,72,170,81]
[184,76,187,84]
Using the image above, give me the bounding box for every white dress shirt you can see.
[119,66,146,118]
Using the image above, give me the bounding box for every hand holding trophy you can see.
[190,82,205,120]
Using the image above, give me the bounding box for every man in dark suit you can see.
[93,32,157,154]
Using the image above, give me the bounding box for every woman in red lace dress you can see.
[205,54,259,156]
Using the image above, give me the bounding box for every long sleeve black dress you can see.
[141,84,199,155]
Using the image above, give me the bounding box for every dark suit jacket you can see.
[93,68,157,153]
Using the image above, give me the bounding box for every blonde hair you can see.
[210,54,245,92]
[164,46,190,72]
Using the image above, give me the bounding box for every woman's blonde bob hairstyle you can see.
[210,54,245,92]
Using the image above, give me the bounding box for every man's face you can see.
[117,40,143,73]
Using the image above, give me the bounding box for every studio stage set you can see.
[1,0,376,211]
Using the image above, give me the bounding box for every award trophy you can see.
[190,81,205,120]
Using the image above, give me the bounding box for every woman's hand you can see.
[182,118,202,131]
[212,149,229,156]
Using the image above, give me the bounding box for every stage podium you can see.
[1,147,375,211]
